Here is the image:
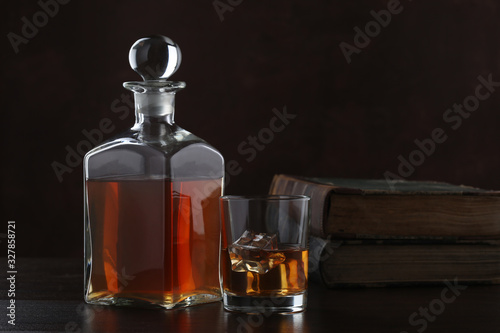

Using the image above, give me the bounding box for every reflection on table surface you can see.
[6,258,500,333]
[80,301,309,333]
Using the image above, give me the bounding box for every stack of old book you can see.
[269,174,500,287]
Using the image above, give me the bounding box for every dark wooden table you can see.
[1,258,499,332]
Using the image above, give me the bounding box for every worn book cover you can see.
[270,174,500,239]
[308,236,500,287]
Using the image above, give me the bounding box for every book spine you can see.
[308,236,343,287]
[270,175,333,237]
[308,236,329,286]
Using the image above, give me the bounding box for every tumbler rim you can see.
[220,195,310,202]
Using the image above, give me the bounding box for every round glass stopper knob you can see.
[128,35,182,81]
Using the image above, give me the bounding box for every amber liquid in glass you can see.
[85,177,222,308]
[221,247,308,297]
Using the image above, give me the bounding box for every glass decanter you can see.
[84,36,224,309]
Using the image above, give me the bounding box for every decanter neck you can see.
[123,80,185,128]
[135,92,175,116]
[133,112,175,129]
[133,91,176,127]
[131,93,176,140]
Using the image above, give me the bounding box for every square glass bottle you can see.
[83,36,224,309]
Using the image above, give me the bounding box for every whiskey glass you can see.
[220,195,310,313]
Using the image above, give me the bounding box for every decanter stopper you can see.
[128,35,182,81]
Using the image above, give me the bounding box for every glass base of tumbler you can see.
[223,292,307,314]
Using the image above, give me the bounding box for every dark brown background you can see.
[3,0,500,256]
